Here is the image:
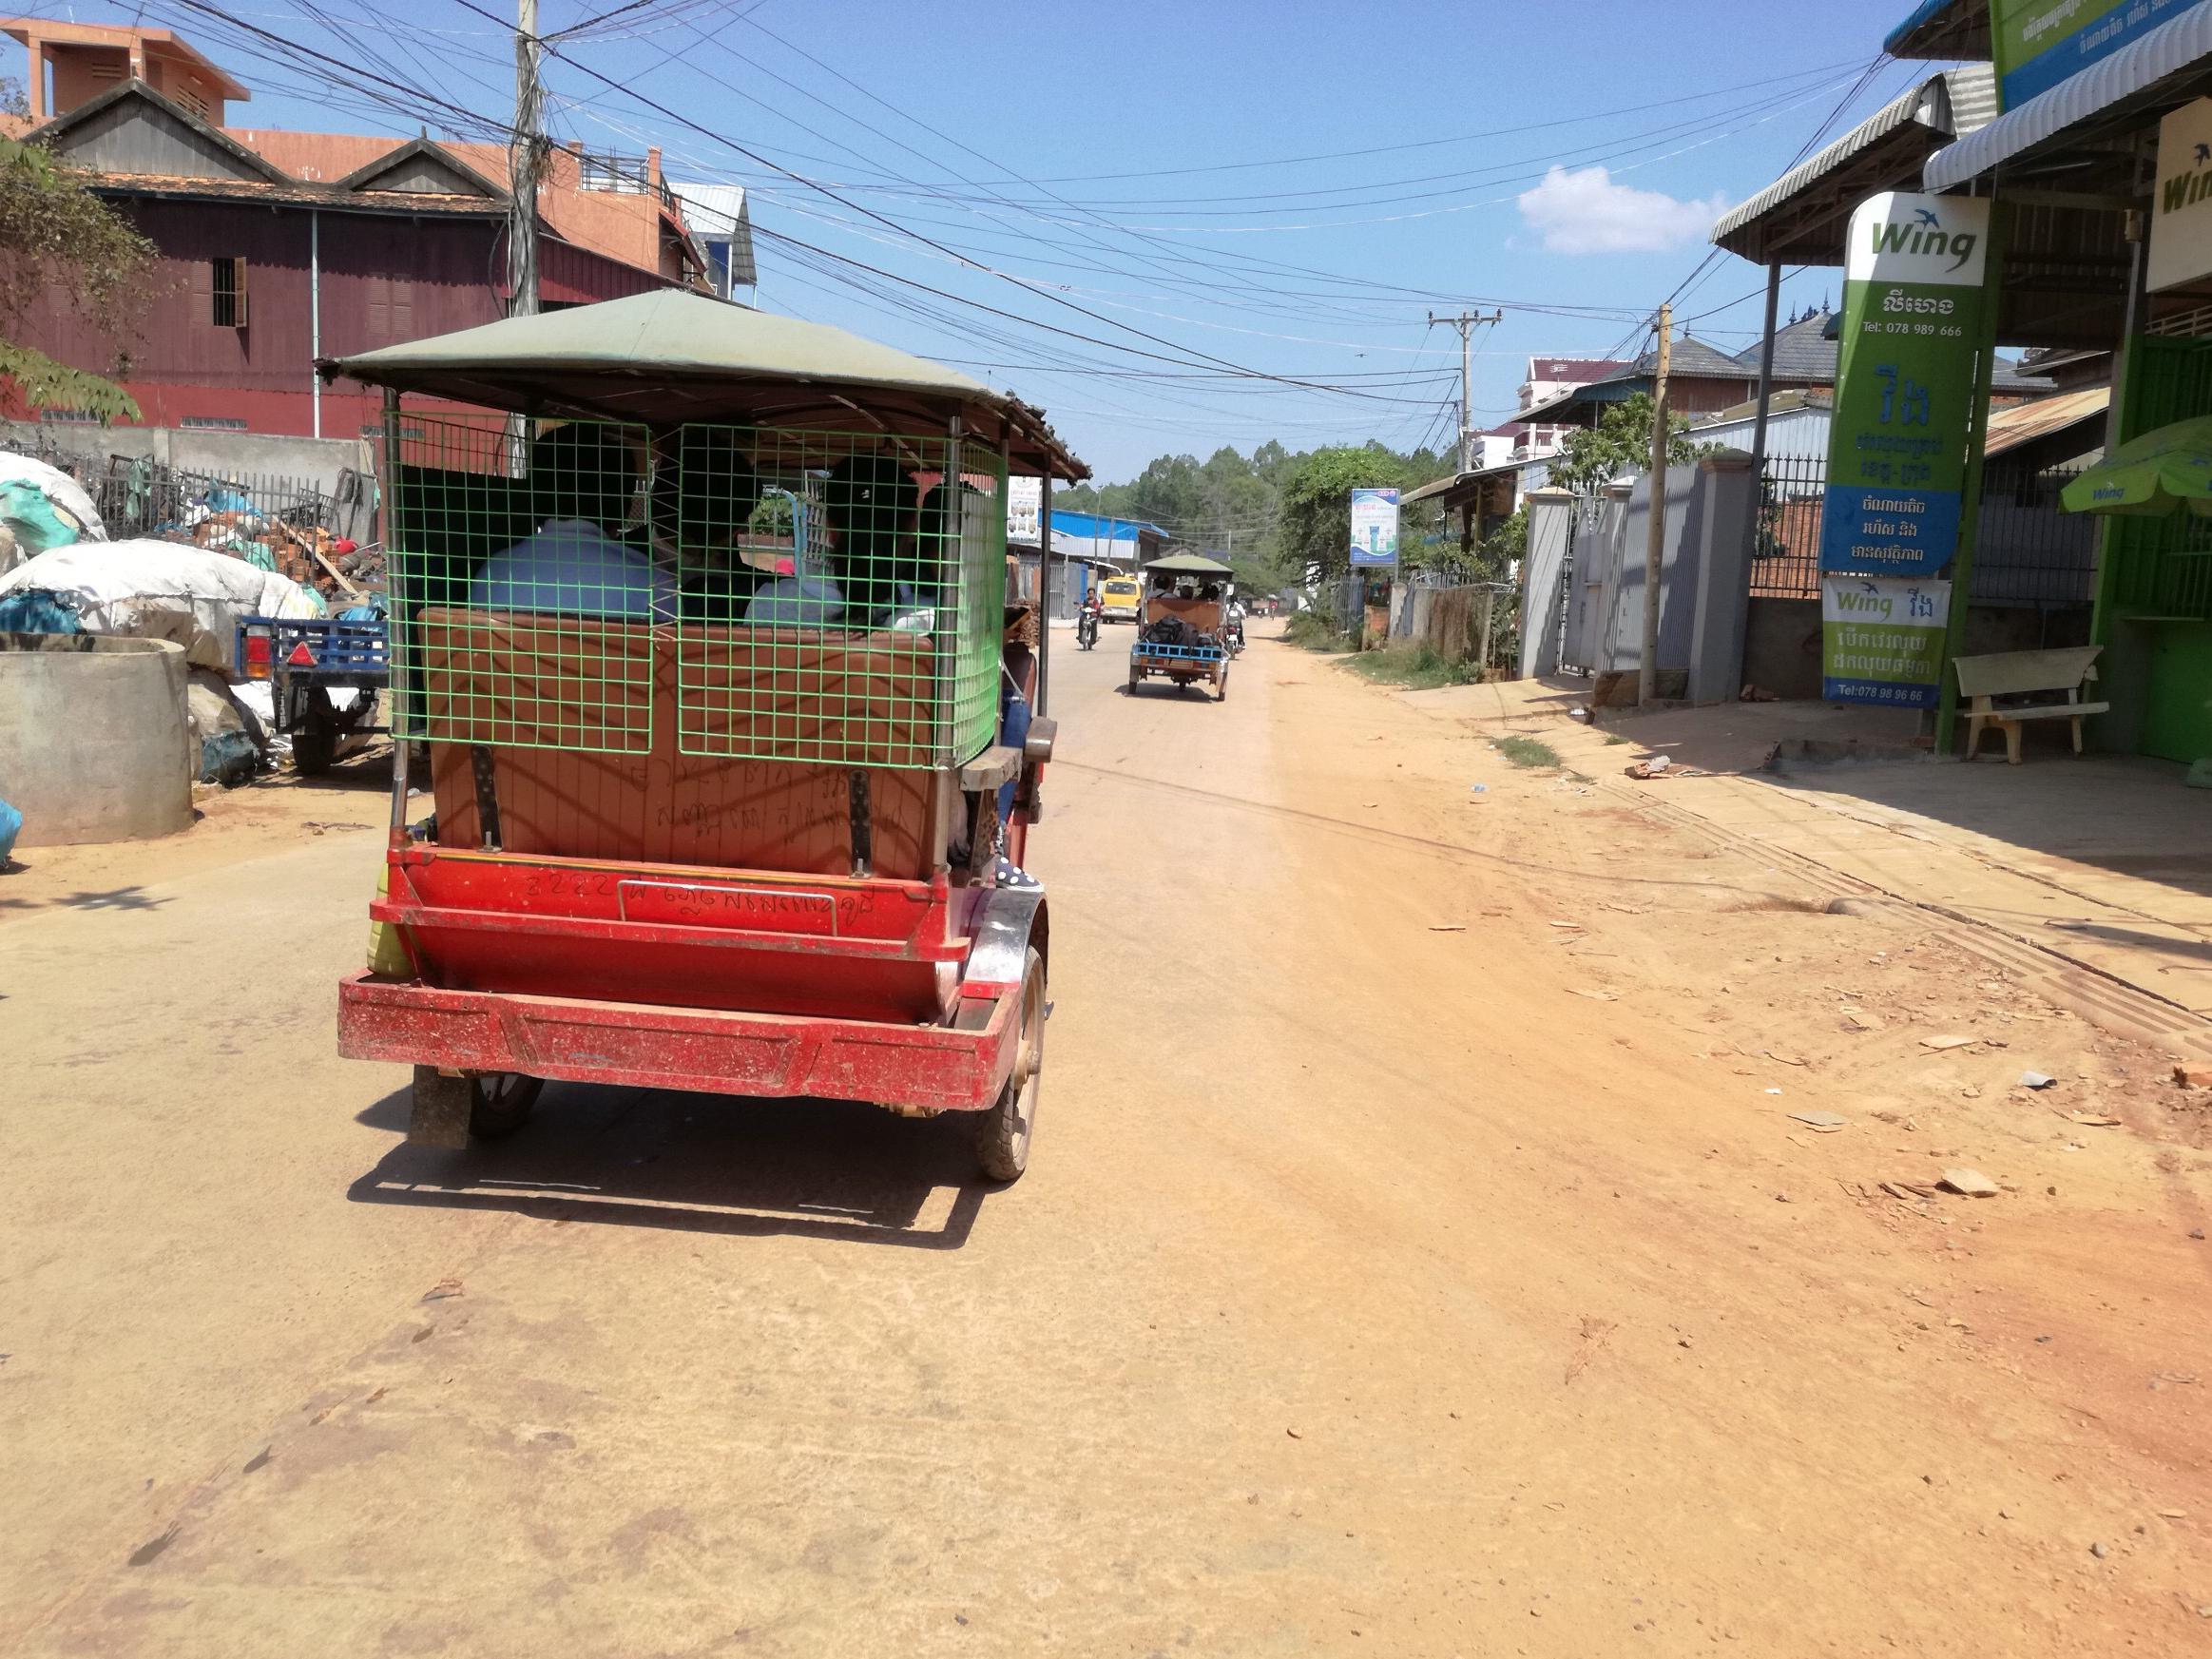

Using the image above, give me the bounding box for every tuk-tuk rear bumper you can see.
[337,973,1018,1111]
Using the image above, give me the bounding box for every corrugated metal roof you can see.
[1711,66,1995,262]
[1884,0,1989,61]
[671,183,756,288]
[1928,5,2212,190]
[1982,386,2110,458]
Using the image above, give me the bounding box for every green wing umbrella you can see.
[2060,415,2212,517]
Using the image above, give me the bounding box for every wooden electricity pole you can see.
[507,0,544,318]
[1637,301,1673,704]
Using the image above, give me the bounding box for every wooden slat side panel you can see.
[424,622,937,877]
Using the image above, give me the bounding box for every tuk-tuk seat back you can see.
[414,610,935,878]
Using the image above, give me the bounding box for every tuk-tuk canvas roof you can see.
[1144,552,1236,575]
[322,289,1089,479]
[330,288,991,402]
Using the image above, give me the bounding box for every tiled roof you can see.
[1525,357,1628,382]
[87,172,502,214]
[228,128,675,274]
[1624,334,1757,381]
[1746,312,1843,381]
[1728,311,2051,393]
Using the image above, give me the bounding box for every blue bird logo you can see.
[2196,143,2209,164]
[1914,208,1940,227]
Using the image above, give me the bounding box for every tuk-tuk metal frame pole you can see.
[1037,472,1052,719]
[382,388,411,839]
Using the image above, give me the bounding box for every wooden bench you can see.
[1953,646,2107,764]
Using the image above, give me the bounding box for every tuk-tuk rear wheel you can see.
[469,1071,543,1138]
[407,1066,542,1148]
[975,947,1044,1183]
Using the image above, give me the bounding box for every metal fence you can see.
[1751,454,2099,606]
[12,437,379,589]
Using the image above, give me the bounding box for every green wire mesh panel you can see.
[387,412,656,754]
[672,428,1004,768]
[387,413,1005,769]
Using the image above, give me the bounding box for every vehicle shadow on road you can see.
[347,1082,989,1249]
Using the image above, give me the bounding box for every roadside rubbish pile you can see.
[0,450,346,807]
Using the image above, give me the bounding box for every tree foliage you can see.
[0,135,159,422]
[1061,435,1452,590]
[1546,393,1707,497]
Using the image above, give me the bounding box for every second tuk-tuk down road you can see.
[5,627,2211,1655]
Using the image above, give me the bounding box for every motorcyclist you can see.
[1225,593,1247,653]
[1076,588,1103,649]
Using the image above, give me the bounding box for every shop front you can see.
[1919,3,2212,763]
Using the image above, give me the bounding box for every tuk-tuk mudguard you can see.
[339,850,1041,1110]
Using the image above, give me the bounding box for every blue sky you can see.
[44,0,1946,479]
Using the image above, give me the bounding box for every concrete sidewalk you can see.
[1404,676,2212,1044]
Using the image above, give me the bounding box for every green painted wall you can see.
[2091,335,2212,762]
[2142,622,2212,763]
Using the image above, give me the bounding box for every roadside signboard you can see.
[1821,576,1952,708]
[1991,0,2193,111]
[1819,192,1991,582]
[1007,475,1043,544]
[2150,98,2212,292]
[1349,487,1399,568]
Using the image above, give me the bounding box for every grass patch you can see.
[1604,733,1628,746]
[1281,611,1351,652]
[1495,734,1560,768]
[1341,642,1484,691]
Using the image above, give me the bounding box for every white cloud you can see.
[1514,165,1731,256]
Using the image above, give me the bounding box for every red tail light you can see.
[243,629,273,680]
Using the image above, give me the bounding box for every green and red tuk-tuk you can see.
[325,289,1086,1180]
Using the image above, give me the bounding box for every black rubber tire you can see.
[1217,667,1230,703]
[469,1071,543,1138]
[1127,665,1141,695]
[974,948,1044,1183]
[289,721,336,778]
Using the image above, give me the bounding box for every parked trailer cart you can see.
[1127,551,1236,702]
[323,288,1086,1180]
[236,609,388,773]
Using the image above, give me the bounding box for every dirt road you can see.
[5,625,2210,1655]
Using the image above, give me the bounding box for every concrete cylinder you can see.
[0,633,193,846]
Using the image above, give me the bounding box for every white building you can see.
[1511,354,1631,460]
[669,183,757,300]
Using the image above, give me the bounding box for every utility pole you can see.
[1427,308,1504,473]
[1637,301,1673,704]
[508,0,544,318]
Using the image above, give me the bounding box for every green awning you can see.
[2061,415,2212,517]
